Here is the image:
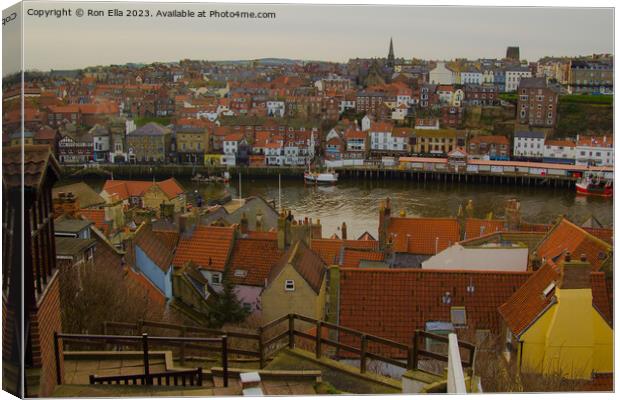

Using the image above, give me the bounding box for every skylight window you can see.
[234,269,248,278]
[543,282,556,297]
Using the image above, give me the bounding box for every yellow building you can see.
[260,240,327,325]
[175,124,210,164]
[499,254,613,379]
[412,129,465,155]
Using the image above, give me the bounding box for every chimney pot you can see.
[564,252,571,262]
[580,253,587,262]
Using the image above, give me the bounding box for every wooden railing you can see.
[90,367,203,386]
[261,314,413,375]
[66,315,477,384]
[54,332,229,387]
[102,319,262,364]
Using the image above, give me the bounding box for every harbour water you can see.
[74,176,613,239]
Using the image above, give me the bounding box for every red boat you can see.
[576,175,613,197]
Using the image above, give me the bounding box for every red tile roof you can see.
[125,267,166,306]
[172,225,235,272]
[341,249,385,268]
[582,227,613,245]
[499,261,611,338]
[535,218,612,271]
[133,224,174,272]
[387,217,461,255]
[79,209,108,235]
[311,238,379,266]
[339,268,531,350]
[229,238,283,286]
[465,218,505,240]
[102,178,184,200]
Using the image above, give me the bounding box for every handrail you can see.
[54,332,228,387]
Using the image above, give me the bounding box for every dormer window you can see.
[284,280,295,291]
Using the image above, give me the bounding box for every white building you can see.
[361,115,372,131]
[513,131,545,158]
[460,70,483,85]
[339,99,356,114]
[266,101,285,118]
[543,139,576,163]
[505,67,532,92]
[429,62,455,85]
[575,135,614,166]
[223,133,244,155]
[369,123,407,152]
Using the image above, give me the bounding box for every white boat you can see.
[304,171,338,184]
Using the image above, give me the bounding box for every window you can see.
[234,269,247,278]
[450,307,466,327]
[211,272,222,285]
[284,280,295,291]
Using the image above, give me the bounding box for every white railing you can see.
[447,333,467,394]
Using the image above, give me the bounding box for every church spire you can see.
[387,37,395,68]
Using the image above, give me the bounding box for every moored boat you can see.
[576,175,613,197]
[304,171,338,184]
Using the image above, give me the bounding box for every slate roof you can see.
[55,217,92,234]
[498,261,612,338]
[229,238,283,286]
[514,131,545,139]
[201,197,279,232]
[128,122,171,136]
[268,241,326,294]
[535,218,612,272]
[3,145,61,190]
[172,225,236,272]
[55,237,96,257]
[53,182,106,208]
[339,268,531,348]
[387,217,461,255]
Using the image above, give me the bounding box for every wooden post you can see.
[222,335,229,388]
[102,321,107,335]
[53,332,62,385]
[411,331,419,371]
[360,335,367,374]
[288,314,295,349]
[258,327,265,369]
[315,321,322,359]
[180,326,187,364]
[142,333,151,384]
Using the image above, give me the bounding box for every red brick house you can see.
[3,145,64,397]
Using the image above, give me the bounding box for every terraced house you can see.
[126,122,172,163]
[175,119,210,164]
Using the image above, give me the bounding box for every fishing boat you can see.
[304,171,338,184]
[576,174,613,197]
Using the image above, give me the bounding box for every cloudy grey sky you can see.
[14,2,615,71]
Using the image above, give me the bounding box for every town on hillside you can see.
[2,17,615,399]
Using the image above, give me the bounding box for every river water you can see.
[75,176,613,239]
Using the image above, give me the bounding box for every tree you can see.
[209,265,249,328]
[58,259,178,334]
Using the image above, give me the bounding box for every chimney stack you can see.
[240,212,249,234]
[559,252,591,290]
